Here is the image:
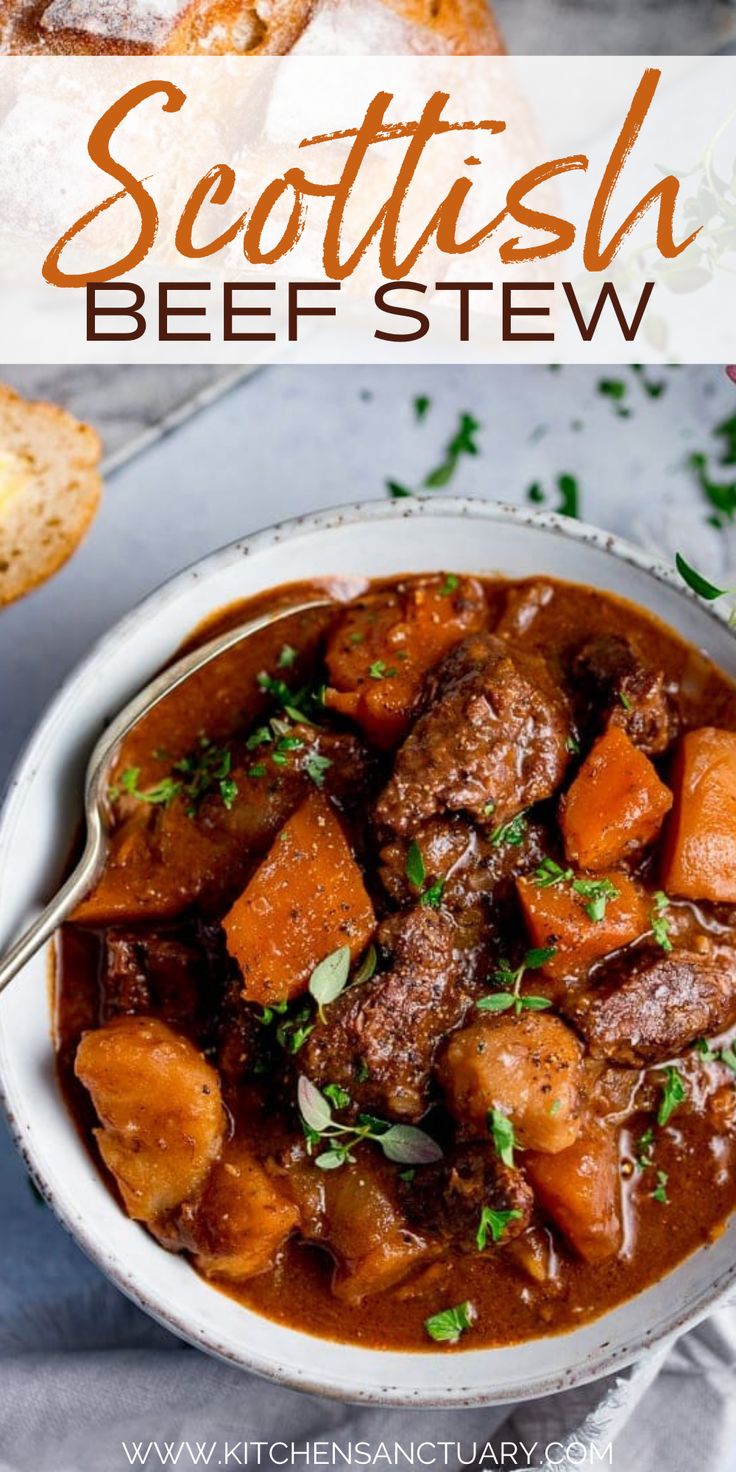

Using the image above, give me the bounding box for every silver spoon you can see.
[0,594,334,996]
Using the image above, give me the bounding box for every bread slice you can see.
[3,0,501,53]
[0,384,102,607]
[4,0,315,53]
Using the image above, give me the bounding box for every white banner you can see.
[0,55,734,363]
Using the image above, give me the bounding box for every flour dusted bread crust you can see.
[1,0,503,54]
[0,385,102,607]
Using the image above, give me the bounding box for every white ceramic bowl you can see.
[2,497,736,1407]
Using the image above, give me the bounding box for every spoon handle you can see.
[0,592,336,997]
[0,828,102,997]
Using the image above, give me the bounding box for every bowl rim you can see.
[0,493,734,1407]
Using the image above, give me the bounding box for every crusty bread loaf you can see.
[0,384,102,607]
[1,0,503,54]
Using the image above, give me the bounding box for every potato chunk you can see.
[75,1016,225,1224]
[438,1012,585,1154]
[223,791,375,1008]
[560,726,672,871]
[180,1143,299,1282]
[517,870,650,982]
[525,1124,623,1263]
[317,1154,432,1303]
[661,727,736,903]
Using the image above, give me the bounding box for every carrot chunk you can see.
[525,1124,623,1263]
[324,575,486,748]
[560,725,672,871]
[661,727,736,903]
[517,870,650,982]
[223,791,375,1007]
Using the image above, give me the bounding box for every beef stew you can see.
[55,573,736,1351]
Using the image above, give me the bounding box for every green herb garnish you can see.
[476,1207,522,1251]
[353,944,378,986]
[675,553,728,603]
[478,947,555,1017]
[636,1126,655,1169]
[414,395,431,421]
[406,841,426,890]
[297,1077,443,1170]
[489,812,527,847]
[308,947,351,1021]
[657,1066,687,1126]
[438,573,459,597]
[424,413,481,489]
[303,751,332,788]
[277,644,298,669]
[651,891,673,952]
[368,660,396,680]
[424,1301,476,1345]
[488,1107,516,1168]
[323,1083,351,1110]
[571,876,620,922]
[420,878,445,909]
[651,1170,669,1204]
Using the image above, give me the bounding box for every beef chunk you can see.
[300,907,468,1121]
[572,635,676,756]
[568,944,736,1065]
[379,815,548,914]
[101,930,201,1025]
[375,633,571,836]
[494,580,556,639]
[403,1143,533,1251]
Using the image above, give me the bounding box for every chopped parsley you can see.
[675,553,728,604]
[405,841,445,909]
[534,857,574,889]
[488,1107,516,1168]
[636,1126,655,1170]
[438,573,459,597]
[657,1066,687,1127]
[478,947,555,1017]
[651,1170,670,1205]
[303,750,332,788]
[323,1083,351,1110]
[110,737,238,818]
[386,479,412,499]
[423,413,481,489]
[533,859,619,921]
[651,891,673,952]
[526,474,580,519]
[424,1301,476,1345]
[572,876,620,923]
[420,878,445,910]
[489,812,527,847]
[476,1207,522,1251]
[406,841,426,890]
[414,395,431,421]
[368,659,397,680]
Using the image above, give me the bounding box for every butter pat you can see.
[0,450,31,516]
